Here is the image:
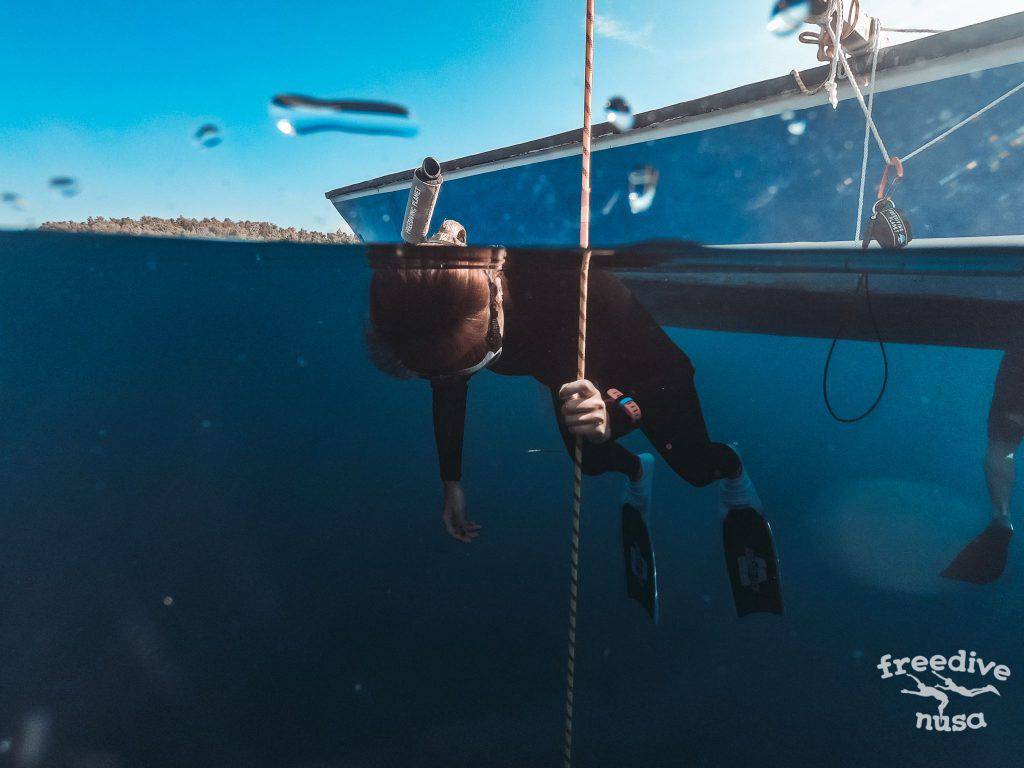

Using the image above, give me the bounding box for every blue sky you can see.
[0,0,1014,231]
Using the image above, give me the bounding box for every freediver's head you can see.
[367,266,503,380]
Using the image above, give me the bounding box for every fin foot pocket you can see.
[722,507,784,617]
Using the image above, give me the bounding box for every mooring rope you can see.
[881,26,946,34]
[563,2,595,766]
[901,78,1024,163]
[854,24,881,242]
[801,4,1024,178]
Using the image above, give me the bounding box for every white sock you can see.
[718,446,762,514]
[624,453,655,519]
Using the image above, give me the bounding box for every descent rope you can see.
[563,2,595,765]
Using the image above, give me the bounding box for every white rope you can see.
[882,27,946,34]
[824,15,892,161]
[827,26,1024,171]
[791,0,844,101]
[854,27,881,242]
[902,78,1024,164]
[794,7,1024,241]
[824,0,845,107]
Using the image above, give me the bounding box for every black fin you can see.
[622,503,659,624]
[722,507,784,617]
[941,522,1013,585]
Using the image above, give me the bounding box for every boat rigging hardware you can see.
[862,198,913,250]
[800,0,875,61]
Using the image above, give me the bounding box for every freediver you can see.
[366,221,783,617]
[931,671,1000,699]
[942,346,1021,585]
[900,674,950,716]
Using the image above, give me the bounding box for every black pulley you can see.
[862,197,913,250]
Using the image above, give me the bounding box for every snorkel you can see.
[393,158,502,379]
[401,156,443,244]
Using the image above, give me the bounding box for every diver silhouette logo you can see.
[737,547,767,592]
[630,543,648,583]
[878,651,1011,732]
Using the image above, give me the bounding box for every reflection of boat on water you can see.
[367,238,1024,349]
[610,238,1024,349]
[327,13,1024,250]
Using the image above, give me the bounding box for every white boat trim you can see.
[714,235,1024,249]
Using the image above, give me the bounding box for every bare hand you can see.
[442,481,482,543]
[558,379,611,444]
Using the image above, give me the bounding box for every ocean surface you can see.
[1,230,1021,767]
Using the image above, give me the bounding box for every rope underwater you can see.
[563,1,594,765]
[822,272,889,423]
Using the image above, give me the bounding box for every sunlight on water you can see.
[745,183,780,211]
[605,95,635,133]
[627,165,658,214]
[270,94,418,138]
[767,0,812,36]
[818,479,975,596]
[47,177,79,198]
[16,708,52,768]
[194,123,223,149]
[601,189,621,215]
[780,109,808,137]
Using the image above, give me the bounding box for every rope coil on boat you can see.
[797,0,863,63]
[792,2,1024,171]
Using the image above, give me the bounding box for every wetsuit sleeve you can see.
[431,378,469,482]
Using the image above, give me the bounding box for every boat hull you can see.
[328,15,1024,248]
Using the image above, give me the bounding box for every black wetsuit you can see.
[432,265,739,484]
[989,347,1024,445]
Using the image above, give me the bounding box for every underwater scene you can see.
[3,2,1024,767]
[1,231,1022,767]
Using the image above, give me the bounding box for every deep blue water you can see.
[0,231,1021,767]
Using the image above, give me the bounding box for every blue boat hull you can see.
[331,30,1024,248]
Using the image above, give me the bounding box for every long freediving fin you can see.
[941,522,1013,585]
[722,507,784,617]
[622,503,659,624]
